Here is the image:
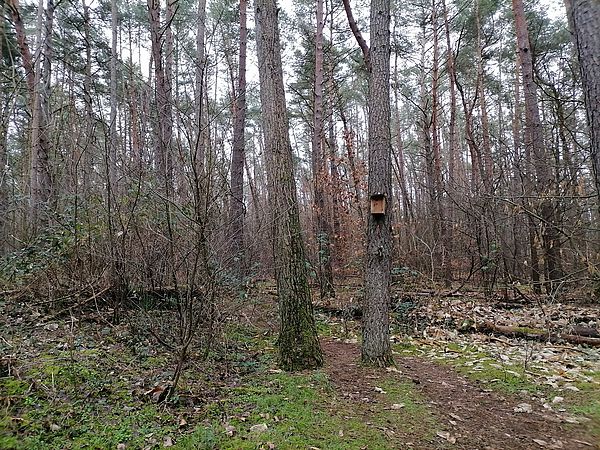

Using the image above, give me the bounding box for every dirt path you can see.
[321,338,598,450]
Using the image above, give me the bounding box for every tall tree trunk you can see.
[255,0,323,371]
[442,0,456,280]
[475,0,493,191]
[81,0,95,191]
[430,0,449,285]
[512,0,562,294]
[0,91,7,256]
[312,0,335,299]
[7,0,52,229]
[564,0,600,214]
[194,0,207,222]
[148,0,170,189]
[107,0,127,321]
[391,42,412,223]
[229,0,247,279]
[109,0,118,191]
[164,0,175,192]
[344,0,393,366]
[0,0,8,253]
[363,0,393,366]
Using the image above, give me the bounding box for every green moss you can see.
[1,378,29,396]
[513,326,544,335]
[393,340,420,355]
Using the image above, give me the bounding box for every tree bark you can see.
[312,0,335,299]
[442,0,456,280]
[360,0,394,366]
[193,0,207,223]
[255,0,323,371]
[512,0,562,294]
[81,0,95,191]
[229,0,247,279]
[430,0,449,285]
[564,0,600,214]
[109,0,118,191]
[7,0,52,229]
[148,0,172,190]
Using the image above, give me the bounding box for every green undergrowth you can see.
[1,316,440,450]
[178,321,438,449]
[179,370,438,449]
[0,349,178,450]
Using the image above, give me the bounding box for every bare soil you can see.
[321,337,598,450]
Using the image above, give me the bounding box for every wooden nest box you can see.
[370,193,386,215]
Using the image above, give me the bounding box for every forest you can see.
[1,0,599,447]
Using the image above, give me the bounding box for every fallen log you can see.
[474,322,600,347]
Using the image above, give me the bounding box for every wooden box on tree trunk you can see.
[370,193,386,215]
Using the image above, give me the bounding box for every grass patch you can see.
[179,369,437,449]
[571,373,600,439]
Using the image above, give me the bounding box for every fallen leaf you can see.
[390,403,405,410]
[117,444,126,450]
[50,423,61,432]
[572,439,594,447]
[163,436,173,447]
[250,423,268,433]
[144,385,168,403]
[533,438,548,446]
[514,403,533,413]
[224,425,236,436]
[436,431,456,444]
[551,396,564,404]
[374,387,387,394]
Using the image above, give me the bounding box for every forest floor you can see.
[1,279,599,449]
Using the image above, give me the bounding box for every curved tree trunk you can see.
[7,0,52,230]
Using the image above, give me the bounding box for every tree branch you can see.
[342,0,370,71]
